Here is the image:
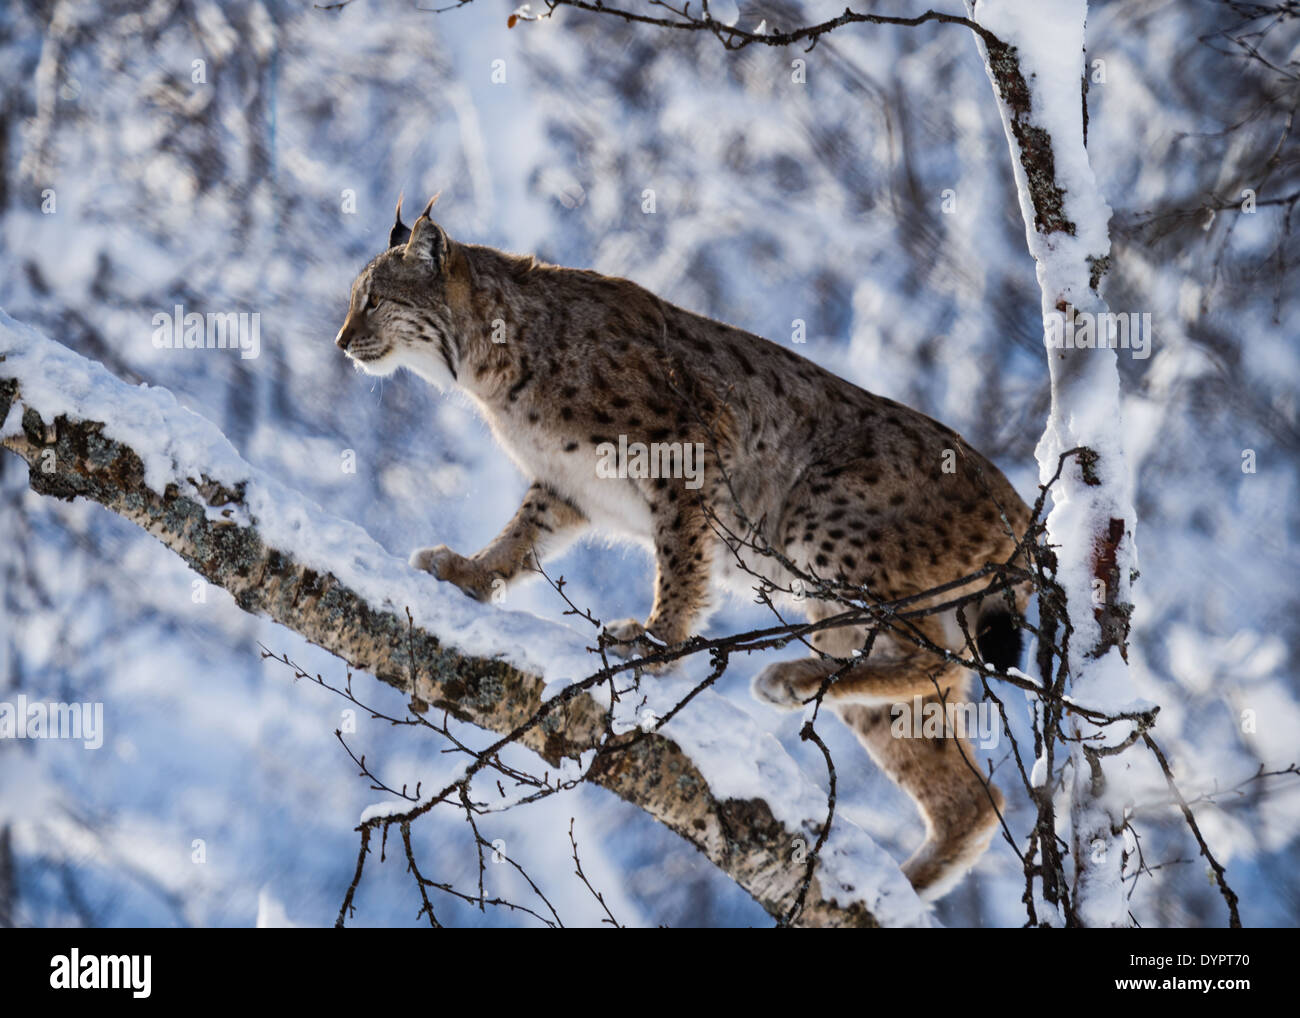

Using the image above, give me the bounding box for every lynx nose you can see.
[335,320,357,351]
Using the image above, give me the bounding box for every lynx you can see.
[336,198,1033,900]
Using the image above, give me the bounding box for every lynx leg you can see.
[411,482,586,601]
[752,615,964,709]
[750,608,1003,898]
[838,701,1003,901]
[605,487,713,660]
[752,651,972,710]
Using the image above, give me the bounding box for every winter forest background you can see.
[1,0,1297,927]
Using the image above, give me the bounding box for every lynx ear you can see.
[404,195,447,271]
[388,195,411,249]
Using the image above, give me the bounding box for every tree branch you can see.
[0,317,930,928]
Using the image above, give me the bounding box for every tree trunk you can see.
[966,0,1136,926]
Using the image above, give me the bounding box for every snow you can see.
[3,0,1296,929]
[975,1,1113,269]
[970,0,1137,927]
[0,307,598,683]
[1030,754,1048,789]
[255,887,300,928]
[622,680,933,926]
[360,800,412,824]
[1,310,928,927]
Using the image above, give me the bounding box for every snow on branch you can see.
[0,311,931,928]
[966,0,1139,926]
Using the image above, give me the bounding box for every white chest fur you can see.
[469,395,655,547]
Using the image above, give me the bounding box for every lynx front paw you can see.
[410,545,495,602]
[752,659,834,710]
[602,618,670,673]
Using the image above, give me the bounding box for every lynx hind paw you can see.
[902,805,1003,902]
[752,659,831,711]
[602,618,670,672]
[604,617,647,649]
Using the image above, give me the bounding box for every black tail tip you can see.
[976,608,1024,672]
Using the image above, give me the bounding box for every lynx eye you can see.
[365,295,380,311]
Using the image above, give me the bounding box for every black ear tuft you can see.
[388,194,411,249]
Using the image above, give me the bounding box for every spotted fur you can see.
[337,198,1033,899]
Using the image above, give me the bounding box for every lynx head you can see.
[335,194,460,386]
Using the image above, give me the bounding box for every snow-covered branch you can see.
[0,312,930,929]
[966,0,1138,926]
